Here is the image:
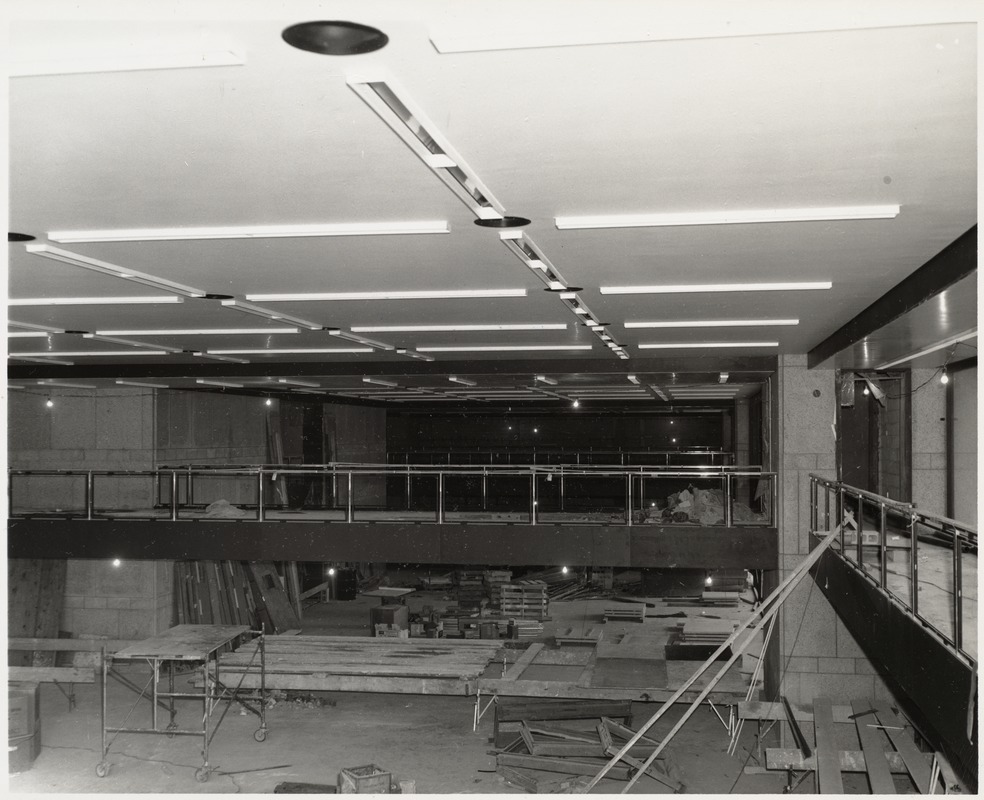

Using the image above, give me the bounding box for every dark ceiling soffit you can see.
[7,355,778,381]
[807,225,977,369]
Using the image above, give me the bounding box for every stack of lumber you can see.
[699,590,741,606]
[603,605,646,623]
[507,619,544,640]
[215,635,503,689]
[418,572,454,591]
[457,570,486,609]
[680,618,737,644]
[500,583,549,620]
[491,715,682,792]
[548,580,607,601]
[484,570,513,609]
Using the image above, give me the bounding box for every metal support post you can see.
[952,532,963,651]
[86,471,94,520]
[810,479,817,531]
[724,474,734,527]
[346,472,353,522]
[406,467,412,512]
[910,513,919,617]
[257,471,265,521]
[879,504,888,589]
[170,471,179,521]
[481,468,488,512]
[437,472,445,524]
[531,472,538,525]
[626,474,633,526]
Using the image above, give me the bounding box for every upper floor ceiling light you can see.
[282,21,388,56]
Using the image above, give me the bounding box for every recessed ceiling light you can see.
[350,323,566,333]
[601,282,831,295]
[47,221,448,243]
[116,380,169,389]
[206,348,373,355]
[193,352,250,364]
[83,333,184,353]
[555,205,901,230]
[95,327,300,336]
[638,342,779,349]
[627,375,640,385]
[196,379,244,388]
[326,330,395,350]
[416,345,592,352]
[25,244,207,298]
[474,216,531,228]
[10,296,183,306]
[220,299,322,329]
[625,319,800,328]
[282,21,388,56]
[247,289,527,302]
[876,327,977,369]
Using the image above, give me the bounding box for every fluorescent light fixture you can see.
[25,244,207,297]
[395,349,436,362]
[555,205,901,230]
[498,231,573,292]
[37,380,96,389]
[8,321,65,333]
[196,379,243,388]
[638,342,779,349]
[416,345,592,353]
[625,318,799,328]
[351,323,566,333]
[328,330,395,350]
[278,378,321,388]
[13,350,170,357]
[535,375,558,385]
[247,289,527,302]
[650,385,670,401]
[876,327,978,370]
[449,376,477,386]
[220,299,322,330]
[8,332,50,338]
[207,348,373,355]
[48,221,450,243]
[602,282,831,295]
[363,377,400,388]
[192,352,250,364]
[627,375,640,385]
[10,296,183,306]
[11,49,244,77]
[83,333,184,353]
[347,75,506,221]
[96,327,300,336]
[116,380,169,389]
[573,307,589,315]
[559,292,578,300]
[10,356,74,365]
[719,372,730,383]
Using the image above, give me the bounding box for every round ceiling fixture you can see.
[282,21,389,56]
[474,216,531,229]
[8,232,36,242]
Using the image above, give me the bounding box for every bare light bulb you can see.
[45,398,54,408]
[941,371,949,385]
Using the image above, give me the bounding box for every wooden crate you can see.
[339,764,392,794]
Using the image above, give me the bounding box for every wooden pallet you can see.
[603,606,645,623]
[554,627,604,646]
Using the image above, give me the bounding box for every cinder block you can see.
[779,672,802,704]
[62,595,85,609]
[72,609,121,639]
[784,454,818,470]
[854,658,879,675]
[817,657,855,674]
[84,596,108,609]
[106,597,131,610]
[835,618,866,658]
[128,597,154,610]
[798,673,875,702]
[118,609,157,640]
[786,657,818,673]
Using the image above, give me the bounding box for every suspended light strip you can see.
[534,375,558,385]
[12,350,170,357]
[639,342,779,349]
[625,319,799,328]
[9,355,74,365]
[8,321,66,333]
[278,378,321,388]
[247,289,527,302]
[555,205,901,230]
[10,296,183,306]
[627,375,640,385]
[48,220,450,243]
[37,379,97,389]
[363,377,400,388]
[116,380,169,389]
[328,330,395,350]
[25,244,207,298]
[347,74,507,221]
[8,332,50,338]
[196,379,243,388]
[499,230,573,291]
[416,345,592,353]
[10,49,244,77]
[351,323,566,333]
[96,327,300,336]
[395,348,436,362]
[448,376,477,386]
[650,385,670,401]
[220,299,322,330]
[192,352,250,364]
[83,333,184,353]
[602,282,831,295]
[207,348,373,355]
[876,327,978,370]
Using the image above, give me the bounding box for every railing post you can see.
[910,512,919,617]
[257,470,265,521]
[879,503,888,590]
[560,467,565,512]
[85,471,94,520]
[809,478,817,531]
[170,471,179,521]
[187,466,194,508]
[347,472,354,523]
[626,474,633,526]
[481,467,488,512]
[824,485,831,531]
[406,467,412,512]
[837,487,845,551]
[530,471,537,525]
[437,472,445,524]
[856,495,864,567]
[952,530,963,651]
[724,475,733,527]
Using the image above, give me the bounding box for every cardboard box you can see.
[8,730,41,774]
[370,604,409,634]
[338,764,392,793]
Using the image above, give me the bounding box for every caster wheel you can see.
[95,762,110,778]
[253,727,267,743]
[195,767,210,783]
[165,723,177,739]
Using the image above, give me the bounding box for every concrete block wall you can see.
[878,386,904,501]
[62,560,173,639]
[777,354,892,705]
[910,369,947,516]
[331,404,387,506]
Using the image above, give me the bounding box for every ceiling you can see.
[6,1,978,410]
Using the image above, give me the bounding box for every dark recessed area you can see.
[8,232,36,242]
[473,216,531,229]
[544,286,583,293]
[202,294,234,300]
[282,21,388,56]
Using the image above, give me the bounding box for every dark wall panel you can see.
[631,527,777,568]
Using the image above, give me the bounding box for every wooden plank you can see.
[813,697,843,793]
[873,703,931,793]
[851,700,896,794]
[766,748,912,774]
[601,718,661,747]
[9,666,95,683]
[8,638,138,652]
[33,560,67,667]
[604,748,682,793]
[739,700,855,724]
[300,580,331,601]
[503,643,544,681]
[533,741,658,759]
[526,724,599,743]
[496,753,632,780]
[246,562,301,633]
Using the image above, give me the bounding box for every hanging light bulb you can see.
[941,370,950,385]
[572,399,580,408]
[863,386,870,395]
[45,398,54,408]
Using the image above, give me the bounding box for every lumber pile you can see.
[500,583,549,620]
[664,618,736,660]
[457,570,486,610]
[603,606,645,623]
[484,570,513,609]
[554,627,604,646]
[491,715,682,792]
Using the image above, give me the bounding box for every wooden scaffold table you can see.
[96,624,267,782]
